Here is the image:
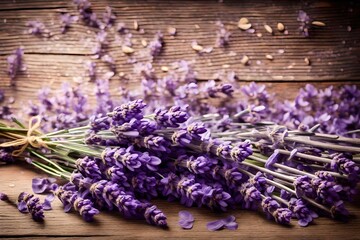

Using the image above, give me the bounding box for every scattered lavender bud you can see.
[60,13,78,33]
[7,48,24,84]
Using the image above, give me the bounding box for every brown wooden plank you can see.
[1,164,360,239]
[0,0,359,81]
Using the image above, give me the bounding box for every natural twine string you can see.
[0,116,47,156]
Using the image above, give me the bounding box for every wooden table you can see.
[0,0,360,239]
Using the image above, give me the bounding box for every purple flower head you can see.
[0,148,14,164]
[112,118,140,139]
[214,141,232,160]
[184,155,214,174]
[73,197,100,221]
[55,185,99,221]
[330,153,360,179]
[144,204,167,227]
[176,176,203,207]
[215,21,231,47]
[178,210,194,229]
[160,172,179,197]
[297,10,311,37]
[294,175,314,198]
[32,177,58,194]
[250,172,267,192]
[187,122,208,140]
[201,185,231,211]
[89,115,110,132]
[109,99,146,125]
[105,166,129,186]
[155,105,189,128]
[142,135,170,152]
[131,172,157,198]
[60,13,78,33]
[261,197,281,219]
[224,168,244,187]
[330,200,349,218]
[230,140,252,162]
[114,146,143,171]
[240,182,261,210]
[7,48,24,82]
[311,172,343,205]
[148,32,164,57]
[76,156,103,180]
[207,215,238,231]
[289,198,318,227]
[138,119,158,135]
[18,192,44,221]
[172,130,192,146]
[273,208,292,224]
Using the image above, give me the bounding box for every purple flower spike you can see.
[172,130,192,146]
[32,177,58,194]
[18,192,44,221]
[148,32,164,57]
[207,215,237,231]
[7,48,24,83]
[155,105,189,128]
[273,208,292,225]
[289,198,318,227]
[145,205,167,227]
[178,210,194,229]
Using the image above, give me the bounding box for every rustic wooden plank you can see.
[0,0,359,81]
[1,164,360,239]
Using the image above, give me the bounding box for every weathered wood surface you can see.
[1,0,360,239]
[1,164,360,239]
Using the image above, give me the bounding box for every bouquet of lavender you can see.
[0,99,359,227]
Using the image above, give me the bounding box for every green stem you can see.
[29,150,67,173]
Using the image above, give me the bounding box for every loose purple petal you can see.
[179,210,194,222]
[179,219,194,229]
[224,221,238,230]
[206,219,225,231]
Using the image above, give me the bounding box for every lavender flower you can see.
[148,32,164,57]
[178,210,194,229]
[289,198,318,227]
[155,105,189,128]
[201,185,232,211]
[261,197,281,220]
[60,13,78,33]
[18,192,44,221]
[239,181,261,210]
[172,130,192,146]
[55,185,99,221]
[0,148,14,164]
[32,177,58,194]
[109,99,146,126]
[7,48,24,83]
[144,204,167,227]
[297,10,311,37]
[215,21,231,47]
[131,172,158,198]
[330,153,360,178]
[76,156,103,180]
[294,175,315,198]
[273,208,292,224]
[142,135,170,152]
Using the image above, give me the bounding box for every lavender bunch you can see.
[1,98,359,228]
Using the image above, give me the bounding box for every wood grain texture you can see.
[1,164,360,239]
